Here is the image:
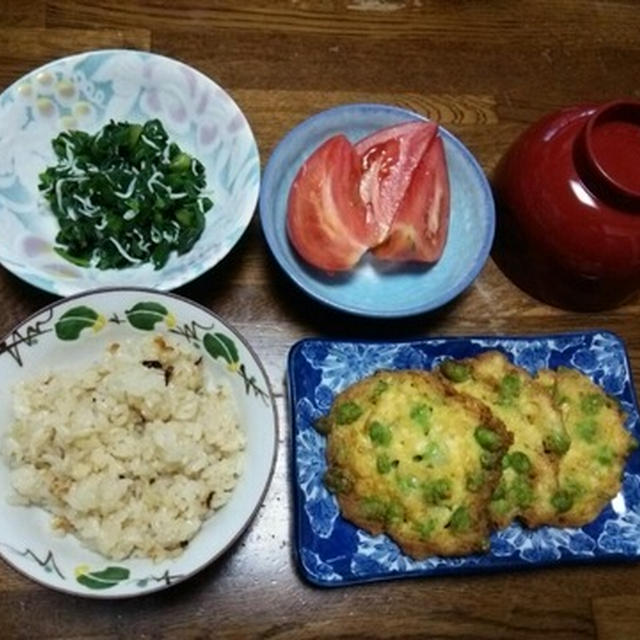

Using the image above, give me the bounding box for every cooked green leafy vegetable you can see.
[38,119,213,270]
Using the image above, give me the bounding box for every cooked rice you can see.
[2,334,245,561]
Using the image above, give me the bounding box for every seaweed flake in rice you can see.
[2,334,245,562]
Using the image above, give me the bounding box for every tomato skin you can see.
[286,135,377,272]
[286,123,450,272]
[373,135,450,262]
[355,121,438,245]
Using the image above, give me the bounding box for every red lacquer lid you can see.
[581,101,640,206]
[493,100,640,311]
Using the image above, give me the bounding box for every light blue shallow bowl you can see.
[259,103,494,318]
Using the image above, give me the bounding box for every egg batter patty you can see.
[320,370,512,558]
[438,351,570,529]
[535,366,637,527]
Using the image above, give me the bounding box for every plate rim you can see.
[287,329,640,587]
[0,286,279,598]
[0,48,261,297]
[259,102,495,318]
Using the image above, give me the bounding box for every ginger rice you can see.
[2,334,245,561]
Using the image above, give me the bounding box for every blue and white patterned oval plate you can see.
[0,50,260,295]
[259,103,494,318]
[287,331,640,587]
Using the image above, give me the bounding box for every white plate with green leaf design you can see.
[0,288,277,597]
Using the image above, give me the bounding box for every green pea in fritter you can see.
[535,366,637,527]
[321,370,512,559]
[439,351,569,529]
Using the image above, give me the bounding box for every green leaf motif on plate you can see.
[203,332,239,366]
[125,302,173,330]
[75,565,130,590]
[54,306,102,340]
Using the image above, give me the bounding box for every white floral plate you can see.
[0,50,260,295]
[0,288,277,597]
[288,332,640,586]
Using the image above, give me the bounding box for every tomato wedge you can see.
[286,134,377,272]
[355,121,438,245]
[372,135,450,262]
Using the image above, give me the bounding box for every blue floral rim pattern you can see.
[287,331,640,587]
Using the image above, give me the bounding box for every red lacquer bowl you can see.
[493,100,640,310]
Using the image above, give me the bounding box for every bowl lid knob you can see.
[581,100,640,207]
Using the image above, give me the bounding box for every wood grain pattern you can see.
[42,0,640,46]
[0,28,150,86]
[592,595,640,640]
[1,2,640,638]
[0,0,45,27]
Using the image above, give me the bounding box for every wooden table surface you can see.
[1,1,640,638]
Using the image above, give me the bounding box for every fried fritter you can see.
[321,370,512,558]
[535,366,637,527]
[438,351,569,529]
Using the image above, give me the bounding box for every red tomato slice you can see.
[373,135,450,262]
[286,135,377,272]
[355,121,438,245]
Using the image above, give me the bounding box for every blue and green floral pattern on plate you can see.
[288,331,640,587]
